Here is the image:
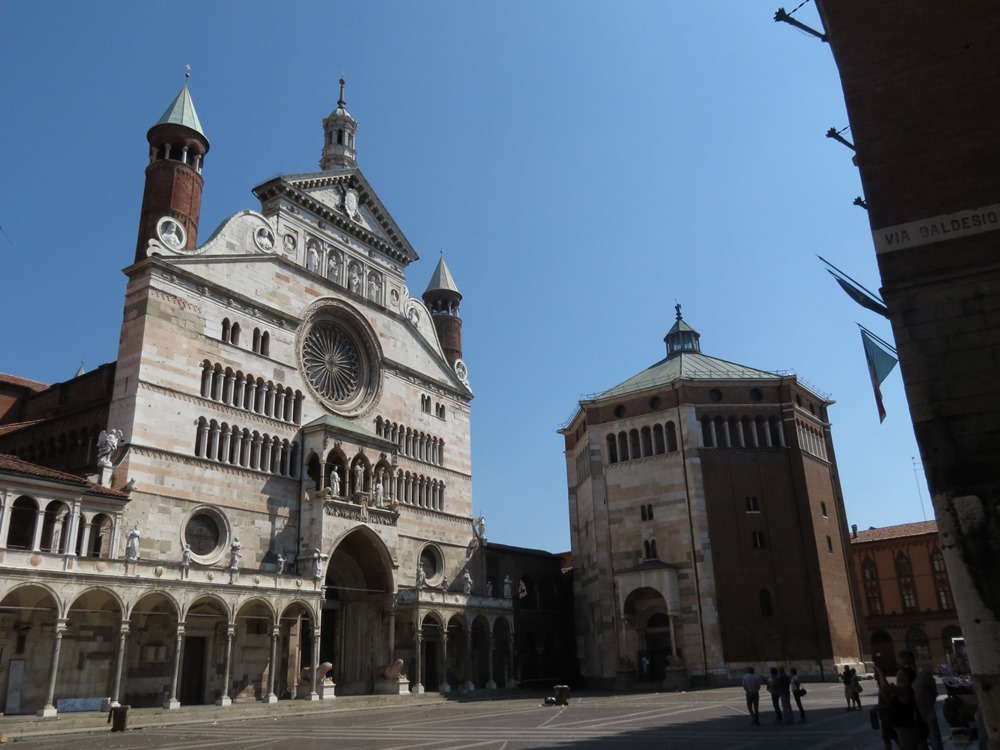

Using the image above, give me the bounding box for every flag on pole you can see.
[818,256,889,318]
[860,326,898,422]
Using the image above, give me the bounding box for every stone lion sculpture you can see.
[375,658,407,681]
[301,661,334,683]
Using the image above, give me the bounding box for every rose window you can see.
[303,322,361,403]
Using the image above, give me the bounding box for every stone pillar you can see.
[276,389,287,421]
[0,490,11,549]
[387,609,396,659]
[31,507,45,552]
[198,421,210,458]
[164,623,185,709]
[38,618,68,717]
[307,626,321,701]
[669,615,678,657]
[65,502,81,556]
[439,631,451,693]
[507,630,516,688]
[217,623,235,706]
[110,621,130,707]
[78,519,92,558]
[465,626,474,691]
[413,630,424,694]
[486,632,496,690]
[265,625,279,704]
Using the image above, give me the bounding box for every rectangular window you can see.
[826,535,833,552]
[752,531,766,549]
[867,594,883,615]
[745,495,760,513]
[901,588,918,612]
[937,586,954,610]
[820,501,828,518]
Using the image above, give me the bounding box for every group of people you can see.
[741,666,807,726]
[874,650,943,750]
[841,664,865,710]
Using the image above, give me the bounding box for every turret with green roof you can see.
[423,255,464,366]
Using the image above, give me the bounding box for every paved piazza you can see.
[21,684,900,750]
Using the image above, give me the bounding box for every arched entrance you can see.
[870,630,895,672]
[181,596,229,705]
[623,586,676,679]
[65,588,124,704]
[0,584,59,714]
[321,527,394,694]
[126,592,179,707]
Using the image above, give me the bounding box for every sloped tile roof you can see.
[851,520,938,543]
[0,454,129,498]
[596,352,783,399]
[0,372,48,391]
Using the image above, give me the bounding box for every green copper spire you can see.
[154,85,207,140]
[424,256,461,297]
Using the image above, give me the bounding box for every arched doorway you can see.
[321,527,394,694]
[126,592,179,707]
[181,596,228,705]
[66,588,124,704]
[0,584,60,714]
[233,599,275,701]
[623,586,675,679]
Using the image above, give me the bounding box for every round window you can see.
[709,388,723,403]
[749,388,762,403]
[183,509,226,559]
[298,301,382,417]
[614,405,626,418]
[649,396,662,410]
[420,545,442,582]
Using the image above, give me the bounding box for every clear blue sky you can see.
[0,1,929,552]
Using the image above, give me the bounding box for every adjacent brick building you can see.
[849,520,962,672]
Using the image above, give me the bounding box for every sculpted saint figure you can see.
[312,548,329,580]
[463,570,473,594]
[125,524,140,561]
[181,544,192,568]
[329,468,341,497]
[374,475,385,506]
[97,428,123,467]
[353,462,364,494]
[486,580,493,596]
[503,574,512,599]
[417,561,426,588]
[229,538,242,571]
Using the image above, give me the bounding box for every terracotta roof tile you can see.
[851,520,938,543]
[0,372,48,391]
[0,454,129,498]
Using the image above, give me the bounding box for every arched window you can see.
[618,432,629,462]
[230,322,241,346]
[930,548,947,573]
[905,627,932,663]
[701,417,714,448]
[628,429,640,459]
[895,552,913,577]
[652,424,665,454]
[641,505,648,521]
[649,539,657,558]
[647,503,654,520]
[222,318,231,342]
[641,426,653,457]
[643,539,651,558]
[607,434,618,464]
[759,588,774,617]
[665,421,678,452]
[896,552,918,611]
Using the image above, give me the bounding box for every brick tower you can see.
[423,256,463,366]
[134,84,210,260]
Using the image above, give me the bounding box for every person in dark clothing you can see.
[842,664,855,710]
[790,667,806,721]
[876,665,927,750]
[767,667,782,722]
[777,667,794,723]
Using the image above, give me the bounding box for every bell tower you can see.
[423,256,463,367]
[320,78,358,170]
[134,84,210,260]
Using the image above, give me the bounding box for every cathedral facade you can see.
[0,82,515,716]
[559,311,863,688]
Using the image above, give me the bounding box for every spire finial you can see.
[185,64,191,80]
[338,77,346,108]
[440,245,444,258]
[675,302,682,321]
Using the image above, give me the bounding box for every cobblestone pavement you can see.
[16,683,930,749]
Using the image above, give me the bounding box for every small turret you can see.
[423,256,463,366]
[664,303,701,357]
[320,78,358,170]
[134,84,210,260]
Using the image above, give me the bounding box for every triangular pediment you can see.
[254,169,418,266]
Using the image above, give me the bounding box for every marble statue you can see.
[307,245,319,272]
[97,428,123,468]
[228,538,242,571]
[181,544,192,568]
[463,570,473,594]
[375,659,407,681]
[329,468,341,497]
[486,580,493,596]
[503,574,512,599]
[374,476,385,506]
[312,548,329,580]
[353,462,364,494]
[474,515,486,540]
[417,561,426,588]
[276,551,286,574]
[125,524,140,561]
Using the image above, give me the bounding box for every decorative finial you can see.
[185,64,191,80]
[440,245,444,258]
[675,303,682,320]
[338,77,346,108]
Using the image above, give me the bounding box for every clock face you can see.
[156,217,186,249]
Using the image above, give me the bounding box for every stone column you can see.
[439,631,451,693]
[65,502,81,556]
[217,623,235,706]
[669,615,678,657]
[110,621,130,707]
[265,625,279,704]
[31,507,45,552]
[307,625,321,701]
[0,490,12,549]
[387,608,396,659]
[465,625,473,690]
[507,630,516,688]
[38,618,68,717]
[486,632,496,690]
[164,623,185,709]
[77,519,92,558]
[413,630,424,694]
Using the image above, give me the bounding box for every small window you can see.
[709,388,723,403]
[649,396,662,410]
[646,503,654,520]
[749,388,762,402]
[759,588,774,617]
[752,531,766,549]
[614,404,626,419]
[641,506,648,522]
[745,495,760,513]
[826,535,833,552]
[820,501,828,518]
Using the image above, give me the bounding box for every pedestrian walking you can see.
[899,650,942,750]
[850,667,864,710]
[742,667,762,726]
[875,665,927,750]
[777,666,794,723]
[841,664,855,710]
[790,667,806,721]
[767,667,782,722]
